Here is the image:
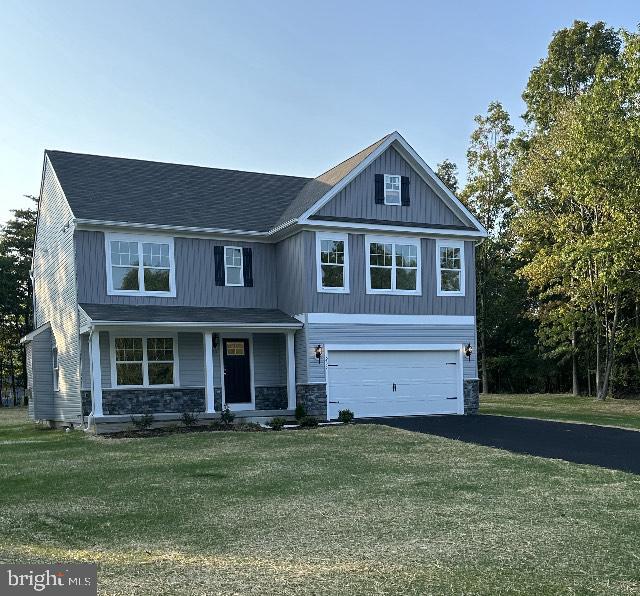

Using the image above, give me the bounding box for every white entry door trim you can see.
[324,343,465,420]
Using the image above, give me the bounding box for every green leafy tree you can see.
[435,159,459,194]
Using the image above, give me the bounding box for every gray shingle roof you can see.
[46,134,392,233]
[79,303,302,327]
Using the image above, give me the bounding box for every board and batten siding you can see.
[316,146,466,227]
[253,333,286,386]
[275,232,309,316]
[302,323,478,384]
[76,231,278,308]
[32,158,82,421]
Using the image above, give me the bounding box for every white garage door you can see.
[327,349,462,419]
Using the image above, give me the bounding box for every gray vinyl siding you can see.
[316,147,466,227]
[294,327,308,385]
[304,323,478,384]
[178,332,205,387]
[253,334,286,386]
[275,232,308,315]
[277,232,475,315]
[29,327,55,420]
[80,335,91,390]
[76,231,277,308]
[32,158,81,421]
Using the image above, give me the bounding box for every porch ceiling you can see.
[79,303,303,329]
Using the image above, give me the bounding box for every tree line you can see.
[437,21,640,399]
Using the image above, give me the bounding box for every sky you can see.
[0,0,638,223]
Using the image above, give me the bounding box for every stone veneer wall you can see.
[102,388,206,415]
[296,383,327,418]
[81,390,91,417]
[255,386,287,410]
[464,379,479,415]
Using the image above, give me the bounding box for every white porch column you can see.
[286,331,296,410]
[90,330,103,417]
[204,331,215,413]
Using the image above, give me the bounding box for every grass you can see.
[1,408,639,595]
[481,393,640,430]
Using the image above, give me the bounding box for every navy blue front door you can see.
[223,339,251,404]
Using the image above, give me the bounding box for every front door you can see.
[223,338,252,404]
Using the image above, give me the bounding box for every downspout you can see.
[83,326,95,432]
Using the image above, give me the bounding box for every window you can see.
[315,232,349,293]
[436,240,465,296]
[226,341,245,356]
[384,174,401,205]
[366,236,421,295]
[224,247,243,286]
[113,336,176,387]
[52,347,59,392]
[106,234,175,296]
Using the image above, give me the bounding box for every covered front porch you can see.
[78,303,302,429]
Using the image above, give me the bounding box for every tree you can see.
[461,102,515,394]
[435,159,459,194]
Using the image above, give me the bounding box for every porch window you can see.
[106,233,175,296]
[114,336,176,387]
[366,236,421,295]
[436,240,465,296]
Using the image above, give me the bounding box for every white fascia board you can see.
[86,320,303,330]
[20,322,52,344]
[299,313,475,326]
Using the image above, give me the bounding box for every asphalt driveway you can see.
[364,414,640,474]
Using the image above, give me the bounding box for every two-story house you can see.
[22,132,487,432]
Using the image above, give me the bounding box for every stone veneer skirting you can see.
[296,383,327,418]
[102,388,206,415]
[81,390,91,416]
[255,386,288,410]
[464,379,479,415]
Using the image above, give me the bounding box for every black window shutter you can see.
[214,246,224,286]
[401,176,410,206]
[374,174,384,204]
[242,247,253,287]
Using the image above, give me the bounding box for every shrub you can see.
[131,412,154,430]
[299,416,318,428]
[269,417,287,431]
[181,411,199,427]
[294,404,307,421]
[338,409,354,424]
[220,405,235,426]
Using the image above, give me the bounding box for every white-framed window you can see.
[111,335,178,388]
[52,346,59,392]
[315,232,349,293]
[436,239,465,296]
[224,246,244,286]
[106,233,176,297]
[384,174,401,205]
[365,235,421,295]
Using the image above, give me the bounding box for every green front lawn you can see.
[481,393,640,430]
[1,408,639,595]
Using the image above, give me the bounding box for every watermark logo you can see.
[0,565,96,595]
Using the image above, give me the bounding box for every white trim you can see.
[324,342,465,419]
[436,239,465,297]
[51,346,59,392]
[365,234,421,296]
[224,246,244,287]
[20,322,51,344]
[315,231,350,294]
[219,333,255,411]
[90,331,103,417]
[383,174,401,205]
[109,332,179,389]
[300,313,475,326]
[286,332,296,410]
[304,220,485,238]
[105,232,176,297]
[204,332,215,413]
[86,320,302,330]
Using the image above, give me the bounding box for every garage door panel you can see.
[327,349,461,419]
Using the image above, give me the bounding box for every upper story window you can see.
[106,233,176,297]
[112,336,177,387]
[224,246,244,286]
[436,240,465,296]
[316,232,350,293]
[365,235,421,295]
[384,174,401,205]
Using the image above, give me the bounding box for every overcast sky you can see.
[0,0,637,223]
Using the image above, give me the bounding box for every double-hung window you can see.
[366,236,421,295]
[224,247,243,286]
[436,240,465,296]
[316,232,349,293]
[113,336,177,387]
[384,174,401,205]
[52,346,59,392]
[106,233,175,296]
